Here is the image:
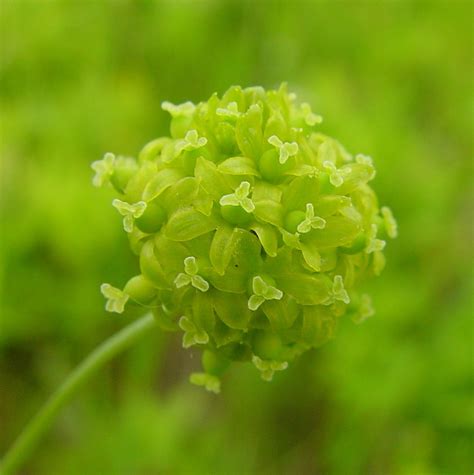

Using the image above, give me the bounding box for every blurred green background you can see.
[1,0,472,474]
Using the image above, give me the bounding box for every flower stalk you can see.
[0,314,156,475]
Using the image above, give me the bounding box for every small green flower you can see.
[252,355,288,381]
[174,256,210,292]
[323,160,351,187]
[100,283,129,313]
[355,153,373,166]
[280,228,302,249]
[189,372,221,393]
[112,199,147,233]
[372,249,386,276]
[248,276,283,311]
[178,316,209,348]
[161,101,196,118]
[216,101,241,119]
[381,206,398,239]
[91,152,115,187]
[296,203,326,234]
[352,294,375,324]
[175,129,207,156]
[219,181,255,213]
[355,153,376,180]
[268,135,299,164]
[300,102,323,126]
[325,275,350,305]
[366,224,386,254]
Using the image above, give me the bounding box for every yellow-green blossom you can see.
[93,84,396,392]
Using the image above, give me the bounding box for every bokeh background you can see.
[1,0,472,474]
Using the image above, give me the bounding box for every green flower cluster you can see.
[92,84,397,392]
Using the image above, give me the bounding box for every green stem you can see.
[0,313,157,475]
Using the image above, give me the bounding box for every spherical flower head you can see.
[92,83,397,392]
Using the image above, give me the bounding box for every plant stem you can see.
[0,313,157,475]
